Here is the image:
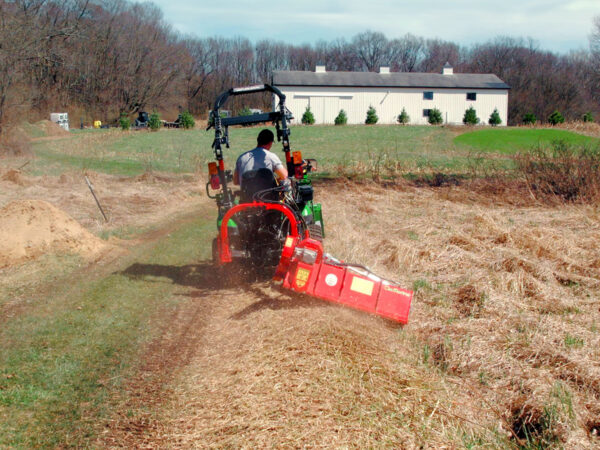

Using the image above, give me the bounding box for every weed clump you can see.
[454,284,485,317]
[515,140,600,202]
[508,398,565,447]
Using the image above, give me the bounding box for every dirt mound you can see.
[36,120,70,137]
[1,169,29,186]
[0,200,107,268]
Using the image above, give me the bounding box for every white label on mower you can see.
[325,273,338,287]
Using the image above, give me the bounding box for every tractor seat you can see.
[240,168,278,202]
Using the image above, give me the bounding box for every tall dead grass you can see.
[515,141,600,203]
[318,181,600,447]
[0,126,31,156]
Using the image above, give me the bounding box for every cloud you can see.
[154,0,599,52]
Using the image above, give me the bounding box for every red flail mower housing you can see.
[208,84,413,324]
[215,202,413,325]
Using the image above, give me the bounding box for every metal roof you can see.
[272,70,510,90]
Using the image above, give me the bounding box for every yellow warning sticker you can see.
[295,267,311,288]
[350,276,374,296]
[285,237,294,248]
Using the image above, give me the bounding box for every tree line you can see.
[1,0,599,136]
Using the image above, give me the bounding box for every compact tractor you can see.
[206,84,413,324]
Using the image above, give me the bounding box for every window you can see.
[423,109,431,117]
[423,91,434,100]
[467,92,477,101]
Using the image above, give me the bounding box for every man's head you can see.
[257,129,274,149]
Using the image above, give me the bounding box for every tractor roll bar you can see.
[211,84,292,210]
[212,84,286,111]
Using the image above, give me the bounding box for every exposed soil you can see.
[0,168,207,247]
[0,199,107,268]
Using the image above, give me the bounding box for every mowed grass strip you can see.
[454,128,599,154]
[0,211,214,448]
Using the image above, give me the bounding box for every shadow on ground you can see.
[119,261,329,319]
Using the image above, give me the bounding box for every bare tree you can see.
[417,38,461,72]
[352,31,388,71]
[387,34,424,72]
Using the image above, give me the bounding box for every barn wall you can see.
[275,86,508,126]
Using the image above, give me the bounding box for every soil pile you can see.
[36,120,70,137]
[1,169,29,186]
[0,200,107,268]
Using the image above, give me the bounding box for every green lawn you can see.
[26,125,467,177]
[24,124,598,179]
[454,128,599,154]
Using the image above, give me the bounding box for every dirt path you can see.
[96,263,438,447]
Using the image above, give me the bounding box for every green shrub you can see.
[397,108,410,125]
[334,109,348,125]
[428,108,443,125]
[548,110,565,125]
[488,108,502,126]
[583,112,594,123]
[207,111,226,127]
[365,105,378,124]
[148,112,161,131]
[463,106,480,125]
[180,111,195,129]
[523,113,537,125]
[119,113,130,131]
[238,107,253,126]
[301,106,315,125]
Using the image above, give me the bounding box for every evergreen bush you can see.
[428,108,443,125]
[488,108,502,126]
[180,111,195,129]
[523,113,537,125]
[365,106,378,124]
[397,108,410,125]
[301,106,315,125]
[238,107,252,126]
[463,106,480,125]
[334,109,348,125]
[548,110,565,125]
[148,112,161,131]
[119,113,130,131]
[238,106,252,116]
[583,112,594,123]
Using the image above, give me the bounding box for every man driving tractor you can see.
[233,129,288,201]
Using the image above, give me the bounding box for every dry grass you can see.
[515,141,600,203]
[0,126,32,156]
[318,181,600,447]
[98,179,600,448]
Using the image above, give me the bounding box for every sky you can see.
[151,0,599,53]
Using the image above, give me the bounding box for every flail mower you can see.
[206,84,413,324]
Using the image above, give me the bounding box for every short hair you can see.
[257,129,274,146]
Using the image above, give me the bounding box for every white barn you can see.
[272,64,509,126]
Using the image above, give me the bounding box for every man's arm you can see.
[274,165,288,181]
